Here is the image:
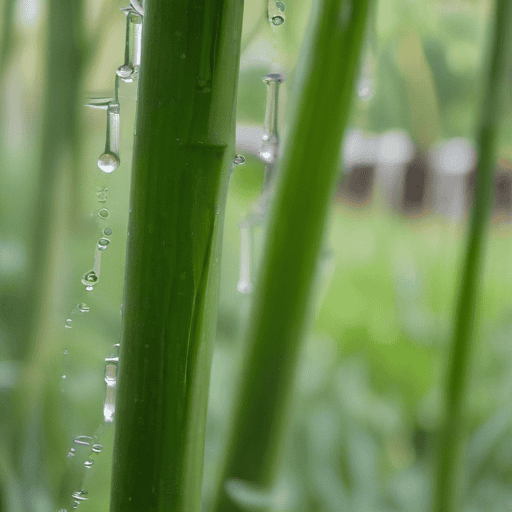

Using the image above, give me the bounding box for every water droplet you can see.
[98,208,110,219]
[103,227,113,236]
[63,349,68,356]
[92,443,103,453]
[84,459,94,468]
[61,374,67,379]
[65,318,72,328]
[97,238,110,251]
[72,501,79,509]
[77,303,90,313]
[97,152,119,173]
[271,15,284,25]
[71,490,88,502]
[81,271,99,290]
[96,186,108,203]
[74,436,93,446]
[233,155,246,165]
[67,447,76,458]
[276,0,285,11]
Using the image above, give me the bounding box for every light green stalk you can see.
[109,1,244,511]
[212,1,373,511]
[432,2,512,512]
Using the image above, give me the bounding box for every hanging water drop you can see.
[268,0,285,26]
[98,208,110,219]
[104,361,117,385]
[260,73,285,189]
[233,155,246,165]
[103,356,118,422]
[77,303,90,313]
[98,102,120,173]
[97,237,110,251]
[81,270,99,290]
[117,10,134,81]
[130,12,143,79]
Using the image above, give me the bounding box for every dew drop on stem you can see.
[81,270,99,291]
[103,227,113,236]
[98,208,110,219]
[233,154,246,165]
[77,303,90,313]
[97,237,110,251]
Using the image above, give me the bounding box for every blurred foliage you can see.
[1,0,512,511]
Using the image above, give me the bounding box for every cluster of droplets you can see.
[64,434,105,509]
[59,4,144,510]
[268,0,286,26]
[236,73,285,294]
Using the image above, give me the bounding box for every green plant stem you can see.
[212,1,373,511]
[109,1,243,512]
[432,2,512,512]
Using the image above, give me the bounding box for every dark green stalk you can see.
[212,1,373,511]
[109,1,243,512]
[432,2,512,511]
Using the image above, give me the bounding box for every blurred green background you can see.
[1,0,512,510]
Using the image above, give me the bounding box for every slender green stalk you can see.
[432,2,512,511]
[109,1,243,512]
[212,1,373,511]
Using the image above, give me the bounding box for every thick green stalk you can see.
[213,1,373,511]
[110,1,243,512]
[432,2,512,512]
